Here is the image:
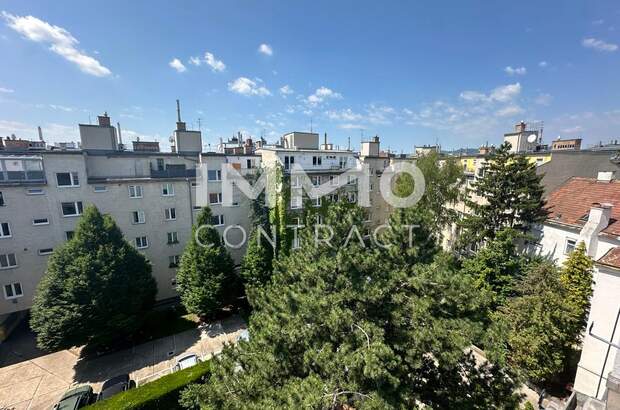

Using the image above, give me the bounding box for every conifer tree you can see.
[176,207,236,317]
[560,241,594,342]
[30,206,157,351]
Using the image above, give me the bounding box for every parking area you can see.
[0,315,245,410]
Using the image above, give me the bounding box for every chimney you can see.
[176,99,186,131]
[37,126,44,142]
[597,171,615,183]
[579,203,613,257]
[324,132,327,146]
[97,112,111,127]
[516,121,526,133]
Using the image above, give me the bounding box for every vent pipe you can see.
[37,126,43,142]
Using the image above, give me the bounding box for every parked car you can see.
[173,353,200,372]
[97,374,135,401]
[53,385,95,410]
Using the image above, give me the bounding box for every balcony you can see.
[150,164,196,179]
[0,157,46,185]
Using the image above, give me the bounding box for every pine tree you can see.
[460,228,527,311]
[181,202,519,409]
[460,142,547,248]
[30,206,157,351]
[487,262,578,384]
[176,207,236,317]
[560,241,594,342]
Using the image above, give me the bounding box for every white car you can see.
[173,353,200,372]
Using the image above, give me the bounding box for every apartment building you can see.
[0,113,259,335]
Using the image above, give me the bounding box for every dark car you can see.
[97,374,135,401]
[53,385,95,410]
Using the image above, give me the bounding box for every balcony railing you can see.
[150,166,196,179]
[0,170,46,184]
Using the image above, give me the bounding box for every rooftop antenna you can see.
[310,117,313,133]
[347,136,350,151]
[197,118,202,131]
[176,99,182,122]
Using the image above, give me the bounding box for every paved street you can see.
[0,315,246,410]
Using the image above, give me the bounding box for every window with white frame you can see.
[135,236,149,249]
[0,253,17,269]
[330,175,339,186]
[290,196,302,209]
[311,176,320,186]
[129,185,143,198]
[312,197,321,207]
[27,188,44,195]
[209,193,223,204]
[316,214,324,224]
[312,156,322,166]
[291,176,301,188]
[347,175,356,185]
[0,222,11,238]
[132,210,146,224]
[61,201,83,217]
[33,218,49,226]
[94,185,107,192]
[565,238,577,254]
[162,183,175,196]
[165,208,176,220]
[167,231,179,244]
[4,282,23,299]
[56,172,79,187]
[65,231,74,240]
[0,192,4,206]
[211,215,224,226]
[169,255,180,268]
[207,170,222,181]
[38,248,53,255]
[348,192,357,203]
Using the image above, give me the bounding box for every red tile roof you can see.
[545,177,620,237]
[598,247,620,269]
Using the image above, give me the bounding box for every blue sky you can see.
[0,1,619,153]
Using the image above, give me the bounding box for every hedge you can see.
[86,360,211,410]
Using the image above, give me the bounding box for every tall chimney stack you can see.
[37,126,43,142]
[117,122,123,149]
[176,99,186,131]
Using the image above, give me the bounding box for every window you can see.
[339,156,348,168]
[0,222,11,238]
[4,282,23,299]
[0,253,17,269]
[165,208,176,220]
[61,201,83,217]
[33,218,49,226]
[207,170,222,181]
[312,197,321,207]
[135,236,149,249]
[316,214,324,224]
[169,255,180,268]
[246,159,253,169]
[132,210,146,224]
[311,176,321,186]
[38,248,53,255]
[162,183,175,196]
[128,185,143,198]
[290,196,302,209]
[291,176,301,188]
[284,156,295,170]
[0,192,4,206]
[56,172,79,187]
[27,188,44,195]
[348,192,357,203]
[156,158,165,171]
[330,175,339,186]
[94,185,107,192]
[167,232,179,244]
[347,175,356,185]
[209,193,223,204]
[565,238,577,255]
[312,156,322,166]
[211,215,224,226]
[65,231,74,240]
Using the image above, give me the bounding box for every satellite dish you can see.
[527,134,537,143]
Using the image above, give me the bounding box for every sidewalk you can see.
[0,315,245,410]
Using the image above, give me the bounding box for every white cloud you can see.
[49,104,74,112]
[460,83,521,103]
[459,91,487,102]
[228,77,271,96]
[561,125,583,134]
[504,66,527,76]
[495,104,524,117]
[204,52,225,72]
[258,43,273,56]
[0,119,78,142]
[325,108,364,122]
[307,86,342,106]
[339,123,365,130]
[279,85,294,96]
[538,61,548,68]
[535,93,553,106]
[189,56,201,66]
[2,12,111,77]
[582,37,618,52]
[0,87,13,93]
[169,58,186,72]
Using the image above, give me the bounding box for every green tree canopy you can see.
[459,142,547,248]
[30,206,157,351]
[182,202,519,409]
[560,241,594,342]
[176,207,237,317]
[487,261,578,384]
